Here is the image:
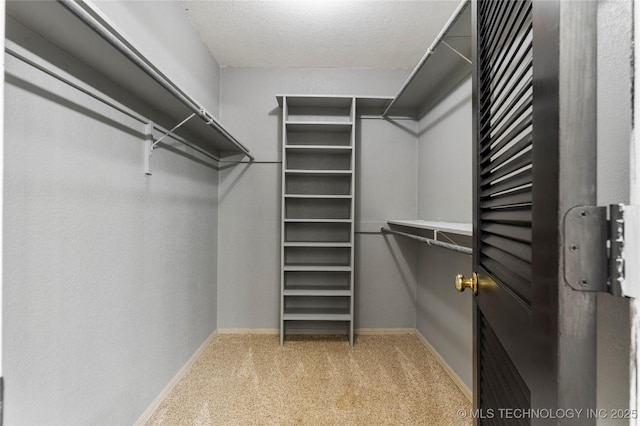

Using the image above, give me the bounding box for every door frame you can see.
[630,0,640,420]
[471,0,598,418]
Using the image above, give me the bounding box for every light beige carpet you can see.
[146,333,472,425]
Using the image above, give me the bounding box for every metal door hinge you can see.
[564,204,638,297]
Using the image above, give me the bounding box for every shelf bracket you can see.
[144,113,196,175]
[441,40,472,64]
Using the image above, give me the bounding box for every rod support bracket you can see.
[145,122,153,175]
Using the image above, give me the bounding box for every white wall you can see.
[90,0,221,116]
[4,1,221,423]
[217,68,419,330]
[415,77,474,391]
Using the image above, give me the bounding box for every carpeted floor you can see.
[146,333,472,425]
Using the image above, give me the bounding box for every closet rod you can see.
[58,0,254,161]
[381,0,469,118]
[6,46,221,164]
[380,227,472,255]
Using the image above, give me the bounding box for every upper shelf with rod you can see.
[6,0,253,163]
[382,0,471,119]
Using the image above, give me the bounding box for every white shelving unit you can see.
[382,0,471,119]
[6,0,251,163]
[278,95,356,346]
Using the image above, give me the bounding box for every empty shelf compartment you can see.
[286,151,352,170]
[283,96,353,123]
[283,320,350,336]
[284,198,352,219]
[284,246,351,267]
[284,270,351,295]
[285,173,352,196]
[283,296,351,321]
[285,128,352,146]
[285,222,351,242]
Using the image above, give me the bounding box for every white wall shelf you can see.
[6,0,252,162]
[285,146,352,153]
[277,95,394,117]
[382,0,471,119]
[283,265,353,272]
[284,289,352,297]
[285,170,353,176]
[387,219,472,236]
[284,194,352,199]
[286,122,353,132]
[284,242,352,248]
[283,309,352,322]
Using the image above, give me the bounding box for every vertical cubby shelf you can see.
[278,95,356,346]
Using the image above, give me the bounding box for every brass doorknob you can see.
[455,272,478,294]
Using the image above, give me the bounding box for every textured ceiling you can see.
[179,1,461,68]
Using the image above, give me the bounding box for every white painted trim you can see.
[631,1,640,422]
[355,328,415,335]
[133,329,219,426]
[217,328,416,336]
[415,330,472,402]
[217,328,279,335]
[0,0,5,378]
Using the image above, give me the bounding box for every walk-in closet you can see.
[2,0,636,424]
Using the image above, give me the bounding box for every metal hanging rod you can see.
[6,46,222,165]
[380,227,472,255]
[58,0,254,161]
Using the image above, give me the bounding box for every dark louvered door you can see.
[472,0,598,424]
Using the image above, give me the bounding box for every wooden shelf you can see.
[283,308,352,322]
[285,146,352,155]
[285,194,352,199]
[285,122,353,133]
[387,219,472,236]
[284,219,352,223]
[277,95,394,116]
[383,0,471,118]
[283,265,352,272]
[284,242,352,248]
[283,288,352,297]
[277,95,354,108]
[285,169,352,176]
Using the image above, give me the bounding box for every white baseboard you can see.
[133,329,219,426]
[355,328,415,335]
[217,328,415,336]
[217,328,279,335]
[415,329,472,402]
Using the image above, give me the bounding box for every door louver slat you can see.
[479,313,531,425]
[482,234,532,263]
[481,246,532,282]
[480,208,532,225]
[480,150,531,184]
[480,187,531,209]
[481,223,532,243]
[481,169,532,197]
[481,131,532,172]
[478,0,533,306]
[479,1,531,93]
